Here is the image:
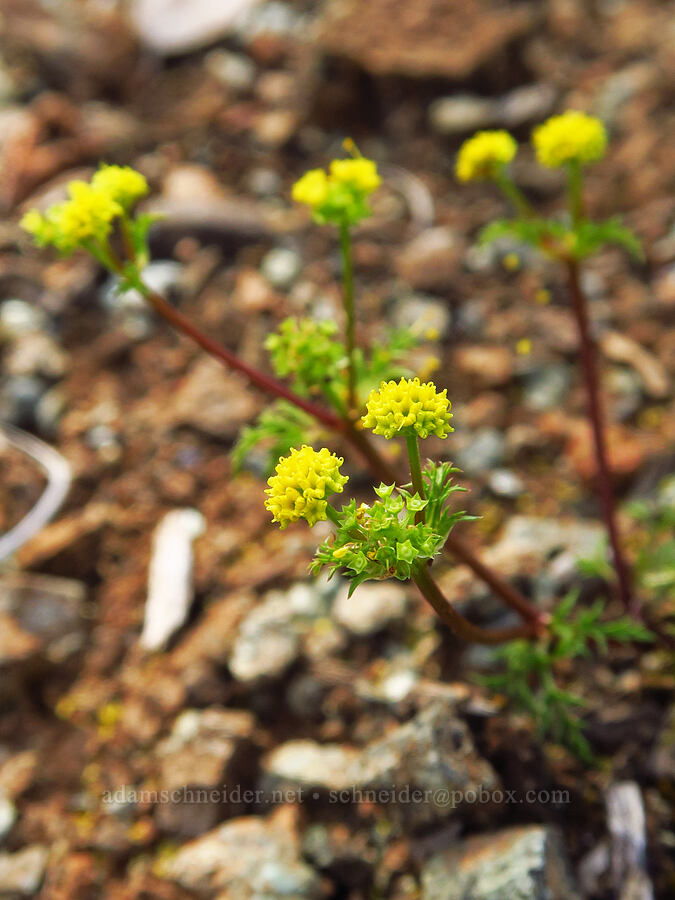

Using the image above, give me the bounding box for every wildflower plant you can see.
[21,135,658,761]
[456,111,642,614]
[482,591,652,761]
[23,135,660,768]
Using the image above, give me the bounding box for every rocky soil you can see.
[0,0,673,897]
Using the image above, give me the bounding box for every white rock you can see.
[0,792,16,843]
[130,0,264,56]
[0,845,48,896]
[429,95,497,135]
[333,582,408,636]
[140,509,205,651]
[264,740,360,790]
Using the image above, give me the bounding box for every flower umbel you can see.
[91,164,149,209]
[361,377,453,440]
[291,144,381,226]
[21,181,122,254]
[265,445,349,529]
[292,169,330,209]
[532,111,607,169]
[329,158,381,193]
[455,130,518,182]
[21,163,148,256]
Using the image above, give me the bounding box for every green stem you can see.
[496,171,534,219]
[405,432,425,500]
[339,220,357,415]
[566,160,584,225]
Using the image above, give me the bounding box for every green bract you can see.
[311,485,442,593]
[311,464,473,596]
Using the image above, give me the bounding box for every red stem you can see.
[142,289,344,432]
[566,260,635,614]
[413,564,541,644]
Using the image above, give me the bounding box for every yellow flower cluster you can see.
[21,164,148,254]
[292,151,381,225]
[361,377,453,440]
[532,111,607,168]
[455,130,518,182]
[91,164,149,208]
[330,158,381,193]
[265,445,349,529]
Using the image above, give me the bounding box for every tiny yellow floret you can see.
[265,445,348,529]
[329,158,381,193]
[532,111,607,168]
[92,164,149,208]
[456,130,518,182]
[292,169,330,208]
[361,377,453,440]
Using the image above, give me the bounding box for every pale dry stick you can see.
[0,423,71,561]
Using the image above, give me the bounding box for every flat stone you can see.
[422,825,578,899]
[155,707,257,835]
[229,584,325,683]
[0,573,87,667]
[264,700,498,827]
[161,806,322,898]
[429,95,497,135]
[395,227,465,292]
[260,248,303,292]
[601,331,671,400]
[455,345,514,387]
[169,358,260,439]
[392,295,452,339]
[263,740,361,792]
[131,0,264,56]
[484,515,605,579]
[333,582,408,636]
[0,844,49,896]
[318,0,534,80]
[454,428,507,476]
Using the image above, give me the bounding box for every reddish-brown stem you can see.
[566,260,635,614]
[413,564,542,644]
[134,283,545,634]
[141,288,344,432]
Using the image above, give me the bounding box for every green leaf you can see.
[571,218,644,261]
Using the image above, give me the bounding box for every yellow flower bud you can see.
[361,377,453,440]
[292,169,330,208]
[532,111,607,168]
[329,158,381,193]
[455,130,518,182]
[91,164,149,209]
[265,445,349,529]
